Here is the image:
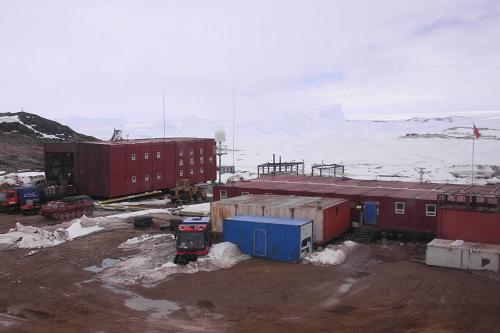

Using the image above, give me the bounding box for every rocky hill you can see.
[0,112,98,172]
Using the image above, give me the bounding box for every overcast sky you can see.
[1,0,499,121]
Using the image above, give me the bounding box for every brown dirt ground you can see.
[0,213,499,333]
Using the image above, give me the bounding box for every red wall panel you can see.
[438,209,500,244]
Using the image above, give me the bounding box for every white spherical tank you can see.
[215,129,226,143]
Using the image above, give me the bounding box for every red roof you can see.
[221,175,498,201]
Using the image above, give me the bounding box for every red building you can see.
[214,175,500,237]
[44,138,217,198]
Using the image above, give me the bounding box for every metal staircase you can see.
[352,226,378,243]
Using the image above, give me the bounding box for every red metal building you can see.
[437,192,500,244]
[44,138,217,198]
[214,175,500,236]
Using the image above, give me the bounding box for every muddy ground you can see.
[0,213,499,333]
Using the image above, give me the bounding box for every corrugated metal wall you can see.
[69,138,216,197]
[223,216,311,263]
[438,209,500,244]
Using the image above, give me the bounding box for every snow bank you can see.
[177,203,210,215]
[0,219,104,250]
[304,240,358,266]
[0,171,45,187]
[66,221,104,240]
[306,248,346,265]
[102,209,171,219]
[99,240,249,286]
[119,234,173,248]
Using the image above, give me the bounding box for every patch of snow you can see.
[103,209,171,219]
[343,240,358,247]
[0,219,105,250]
[99,241,249,286]
[106,198,169,207]
[119,234,172,248]
[450,240,464,247]
[305,248,346,266]
[66,221,104,240]
[177,203,211,215]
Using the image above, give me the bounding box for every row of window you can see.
[131,153,214,163]
[393,202,436,217]
[130,168,206,183]
[179,147,208,157]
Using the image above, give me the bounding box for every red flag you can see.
[473,123,481,139]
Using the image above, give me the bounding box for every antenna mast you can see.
[162,90,166,139]
[232,82,235,173]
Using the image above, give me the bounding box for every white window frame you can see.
[156,173,161,180]
[131,176,137,183]
[189,157,194,165]
[179,159,184,166]
[426,204,437,217]
[200,147,204,155]
[220,190,227,199]
[131,153,136,161]
[179,170,184,176]
[144,174,150,182]
[200,167,204,174]
[200,156,204,164]
[190,168,194,175]
[208,156,213,163]
[144,152,149,160]
[395,202,405,215]
[179,149,184,157]
[189,148,194,156]
[156,151,161,159]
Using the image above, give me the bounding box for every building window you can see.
[220,190,227,199]
[179,170,184,176]
[179,149,184,157]
[189,157,194,165]
[179,159,184,166]
[131,176,137,183]
[200,167,204,174]
[395,202,405,215]
[241,192,249,195]
[156,151,161,159]
[156,173,161,180]
[209,156,213,163]
[144,152,149,160]
[144,174,150,182]
[189,148,194,156]
[426,204,437,217]
[200,156,204,164]
[190,169,194,175]
[200,147,204,155]
[131,153,136,161]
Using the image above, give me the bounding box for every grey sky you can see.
[1,0,499,121]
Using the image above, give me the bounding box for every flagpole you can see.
[471,137,475,185]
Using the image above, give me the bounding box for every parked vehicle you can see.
[174,216,211,264]
[0,186,41,215]
[170,179,209,204]
[40,195,94,220]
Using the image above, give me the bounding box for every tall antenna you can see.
[162,90,166,139]
[232,81,235,173]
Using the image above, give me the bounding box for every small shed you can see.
[223,215,313,263]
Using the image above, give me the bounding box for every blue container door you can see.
[364,202,378,225]
[254,229,267,256]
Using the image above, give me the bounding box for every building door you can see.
[254,229,267,256]
[364,202,378,225]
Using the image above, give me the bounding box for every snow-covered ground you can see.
[304,241,358,266]
[0,171,45,187]
[97,238,249,287]
[0,209,171,250]
[62,111,500,185]
[0,115,59,139]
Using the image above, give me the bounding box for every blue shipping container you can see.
[223,215,313,263]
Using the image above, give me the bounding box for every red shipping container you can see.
[438,208,500,244]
